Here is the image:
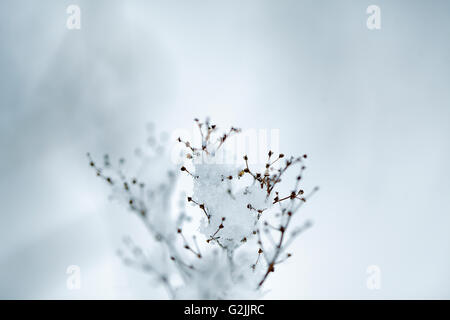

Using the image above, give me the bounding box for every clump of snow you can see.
[193,162,270,250]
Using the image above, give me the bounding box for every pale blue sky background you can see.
[1,0,449,298]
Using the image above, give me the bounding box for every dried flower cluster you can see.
[88,118,318,299]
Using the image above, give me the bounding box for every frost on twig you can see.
[88,118,318,299]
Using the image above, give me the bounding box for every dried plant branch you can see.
[88,118,318,299]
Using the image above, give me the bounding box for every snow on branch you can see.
[88,118,318,299]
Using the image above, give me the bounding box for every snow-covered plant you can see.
[88,118,318,299]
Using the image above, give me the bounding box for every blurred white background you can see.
[1,0,449,299]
